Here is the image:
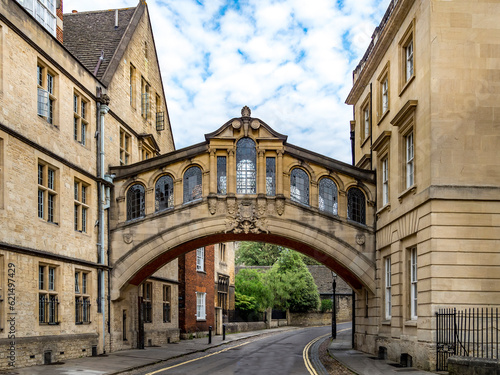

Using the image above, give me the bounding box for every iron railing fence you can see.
[436,307,499,371]
[271,309,287,320]
[227,309,266,323]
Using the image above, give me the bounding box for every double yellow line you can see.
[303,333,330,375]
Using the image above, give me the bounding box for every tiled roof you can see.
[63,7,136,81]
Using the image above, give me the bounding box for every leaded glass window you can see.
[155,175,174,211]
[266,157,275,196]
[217,156,227,195]
[319,178,338,215]
[290,168,309,205]
[183,166,202,203]
[126,184,145,220]
[236,138,256,194]
[347,187,366,224]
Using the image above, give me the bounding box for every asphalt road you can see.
[124,325,332,375]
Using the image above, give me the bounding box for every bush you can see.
[320,298,333,313]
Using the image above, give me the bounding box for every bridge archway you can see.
[109,107,376,300]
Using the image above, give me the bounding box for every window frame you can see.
[359,94,371,144]
[37,161,58,224]
[318,177,338,216]
[290,168,310,206]
[347,187,366,225]
[141,77,151,121]
[399,20,415,94]
[39,263,59,325]
[183,166,202,203]
[196,292,206,321]
[155,174,174,212]
[129,64,136,108]
[405,131,414,189]
[385,257,392,321]
[377,61,390,122]
[74,179,90,232]
[142,282,153,323]
[196,247,205,272]
[37,61,57,125]
[236,138,257,195]
[382,156,389,206]
[73,91,89,146]
[75,270,91,324]
[410,247,418,320]
[162,285,171,323]
[120,129,131,166]
[126,183,146,221]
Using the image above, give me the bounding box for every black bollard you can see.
[208,326,212,344]
[223,324,226,340]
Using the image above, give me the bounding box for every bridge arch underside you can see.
[111,201,375,300]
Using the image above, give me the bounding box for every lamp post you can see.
[331,272,337,339]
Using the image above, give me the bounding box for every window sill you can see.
[75,322,91,325]
[183,198,202,206]
[360,135,371,148]
[196,270,206,274]
[399,75,415,97]
[404,320,417,327]
[381,319,391,326]
[398,185,416,202]
[377,109,390,125]
[196,319,206,322]
[376,204,391,217]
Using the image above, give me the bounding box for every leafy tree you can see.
[235,269,272,312]
[234,292,257,311]
[266,250,320,312]
[236,242,320,266]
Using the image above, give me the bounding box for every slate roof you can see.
[63,6,138,82]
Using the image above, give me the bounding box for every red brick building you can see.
[178,245,216,337]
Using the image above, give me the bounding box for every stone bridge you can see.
[109,107,376,300]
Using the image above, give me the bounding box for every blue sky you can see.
[63,0,391,163]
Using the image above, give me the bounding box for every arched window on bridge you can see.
[155,175,174,211]
[127,184,145,220]
[319,178,338,215]
[290,168,309,205]
[183,166,202,203]
[236,137,256,194]
[347,187,366,224]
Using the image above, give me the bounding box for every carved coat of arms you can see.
[225,199,269,234]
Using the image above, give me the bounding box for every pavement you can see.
[0,325,439,375]
[328,328,438,375]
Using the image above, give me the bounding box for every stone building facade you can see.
[0,0,177,368]
[346,0,500,370]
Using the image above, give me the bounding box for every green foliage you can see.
[236,241,321,266]
[235,269,272,311]
[236,242,283,266]
[234,292,257,311]
[266,250,320,313]
[320,298,333,313]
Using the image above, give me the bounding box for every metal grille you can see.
[127,184,145,220]
[347,188,365,224]
[155,175,174,211]
[266,157,275,196]
[436,308,499,371]
[217,156,227,195]
[183,166,202,203]
[75,297,91,324]
[290,168,309,205]
[39,294,59,324]
[319,178,338,215]
[236,138,256,194]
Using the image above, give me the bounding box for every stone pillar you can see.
[227,148,236,195]
[174,179,182,205]
[257,149,265,195]
[310,181,318,209]
[209,148,217,194]
[276,150,284,196]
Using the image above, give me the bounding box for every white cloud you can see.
[63,0,391,163]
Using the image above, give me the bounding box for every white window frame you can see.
[17,0,56,36]
[382,78,389,113]
[196,292,206,320]
[382,157,389,205]
[363,106,370,140]
[385,257,391,320]
[406,132,414,188]
[196,247,205,272]
[405,40,414,82]
[410,247,418,320]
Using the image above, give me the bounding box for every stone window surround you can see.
[73,90,89,147]
[377,61,390,124]
[37,60,58,126]
[399,19,415,95]
[360,94,371,146]
[37,159,59,224]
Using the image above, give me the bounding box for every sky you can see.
[63,0,391,163]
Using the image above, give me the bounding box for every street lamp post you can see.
[331,272,337,339]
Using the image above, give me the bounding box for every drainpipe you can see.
[98,95,110,354]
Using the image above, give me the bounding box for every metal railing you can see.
[227,309,265,323]
[436,307,499,371]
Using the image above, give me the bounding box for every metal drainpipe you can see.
[99,102,109,354]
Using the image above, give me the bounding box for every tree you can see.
[235,268,272,312]
[236,242,320,266]
[266,250,320,312]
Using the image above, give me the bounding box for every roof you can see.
[63,5,140,83]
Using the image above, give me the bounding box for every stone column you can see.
[209,148,217,194]
[227,148,236,195]
[276,150,284,196]
[174,179,183,205]
[257,149,265,195]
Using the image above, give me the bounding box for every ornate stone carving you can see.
[241,106,251,117]
[123,232,133,244]
[251,119,260,129]
[225,199,269,234]
[356,234,366,246]
[275,198,285,216]
[232,120,241,129]
[208,196,217,215]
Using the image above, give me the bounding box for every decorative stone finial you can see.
[241,106,251,118]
